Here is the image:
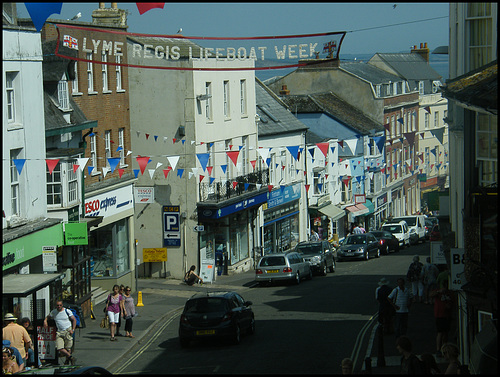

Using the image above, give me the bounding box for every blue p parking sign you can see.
[163,206,181,246]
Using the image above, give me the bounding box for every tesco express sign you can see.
[85,185,134,218]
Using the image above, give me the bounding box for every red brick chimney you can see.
[411,42,430,63]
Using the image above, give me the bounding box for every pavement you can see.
[37,269,455,374]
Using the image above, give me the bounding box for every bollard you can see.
[90,302,95,319]
[136,291,144,307]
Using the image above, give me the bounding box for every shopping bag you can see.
[100,316,109,329]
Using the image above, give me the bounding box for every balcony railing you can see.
[199,169,270,203]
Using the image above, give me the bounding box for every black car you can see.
[294,241,336,275]
[178,291,255,347]
[368,230,400,254]
[337,233,381,261]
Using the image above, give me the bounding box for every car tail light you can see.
[379,239,385,245]
[283,267,292,273]
[256,269,263,274]
[180,314,189,325]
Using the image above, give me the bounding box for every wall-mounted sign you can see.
[430,242,446,265]
[354,194,366,204]
[143,248,168,262]
[42,246,57,273]
[163,206,181,247]
[64,222,88,245]
[134,187,154,203]
[85,184,134,218]
[450,248,467,290]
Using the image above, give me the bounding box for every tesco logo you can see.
[85,196,117,215]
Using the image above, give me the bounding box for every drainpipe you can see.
[81,128,93,218]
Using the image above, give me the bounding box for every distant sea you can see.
[256,53,449,83]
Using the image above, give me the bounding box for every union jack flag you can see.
[323,41,337,53]
[63,35,78,50]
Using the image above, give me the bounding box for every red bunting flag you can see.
[206,166,213,176]
[232,181,238,190]
[226,151,240,166]
[316,142,329,158]
[305,184,310,193]
[250,160,256,170]
[46,159,60,175]
[199,175,205,183]
[163,167,172,178]
[136,3,165,15]
[267,185,273,192]
[145,134,150,140]
[172,138,177,144]
[136,156,150,175]
[118,169,124,178]
[73,164,79,173]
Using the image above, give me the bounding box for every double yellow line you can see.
[112,307,183,374]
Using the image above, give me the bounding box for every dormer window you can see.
[432,80,441,93]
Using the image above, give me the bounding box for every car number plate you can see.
[267,269,279,273]
[196,330,216,336]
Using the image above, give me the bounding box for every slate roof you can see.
[42,40,78,82]
[441,60,497,114]
[255,77,309,137]
[340,62,402,84]
[370,53,442,80]
[280,92,384,136]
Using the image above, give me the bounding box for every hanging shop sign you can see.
[134,187,154,203]
[64,222,88,246]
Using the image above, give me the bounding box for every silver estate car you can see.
[255,252,312,286]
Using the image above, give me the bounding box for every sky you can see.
[16,2,449,55]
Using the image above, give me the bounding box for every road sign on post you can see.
[163,206,181,246]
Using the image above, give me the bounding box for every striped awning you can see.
[346,203,369,216]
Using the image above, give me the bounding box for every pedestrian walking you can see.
[429,278,454,358]
[396,336,425,374]
[19,317,41,368]
[375,277,395,334]
[441,343,461,374]
[105,284,127,341]
[420,353,441,374]
[115,285,126,337]
[2,313,31,366]
[2,346,20,374]
[422,257,439,304]
[436,265,450,290]
[387,278,413,339]
[43,301,77,365]
[184,265,204,286]
[353,223,363,234]
[406,255,424,302]
[123,286,136,338]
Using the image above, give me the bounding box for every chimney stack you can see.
[411,42,430,63]
[279,85,290,96]
[92,3,127,28]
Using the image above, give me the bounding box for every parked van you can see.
[381,220,410,248]
[393,215,426,244]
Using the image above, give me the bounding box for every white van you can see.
[381,220,410,248]
[393,215,426,245]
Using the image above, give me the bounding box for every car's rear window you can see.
[296,243,322,254]
[395,217,416,226]
[383,225,402,233]
[260,256,286,266]
[185,298,228,313]
[346,236,366,245]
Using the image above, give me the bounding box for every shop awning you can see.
[346,204,369,216]
[364,199,375,215]
[319,203,345,221]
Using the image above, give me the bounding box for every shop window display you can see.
[89,219,130,278]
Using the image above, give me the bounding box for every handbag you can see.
[100,316,109,329]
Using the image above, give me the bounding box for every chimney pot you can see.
[111,3,118,9]
[420,43,423,49]
[279,85,290,96]
[424,42,428,48]
[99,2,105,9]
